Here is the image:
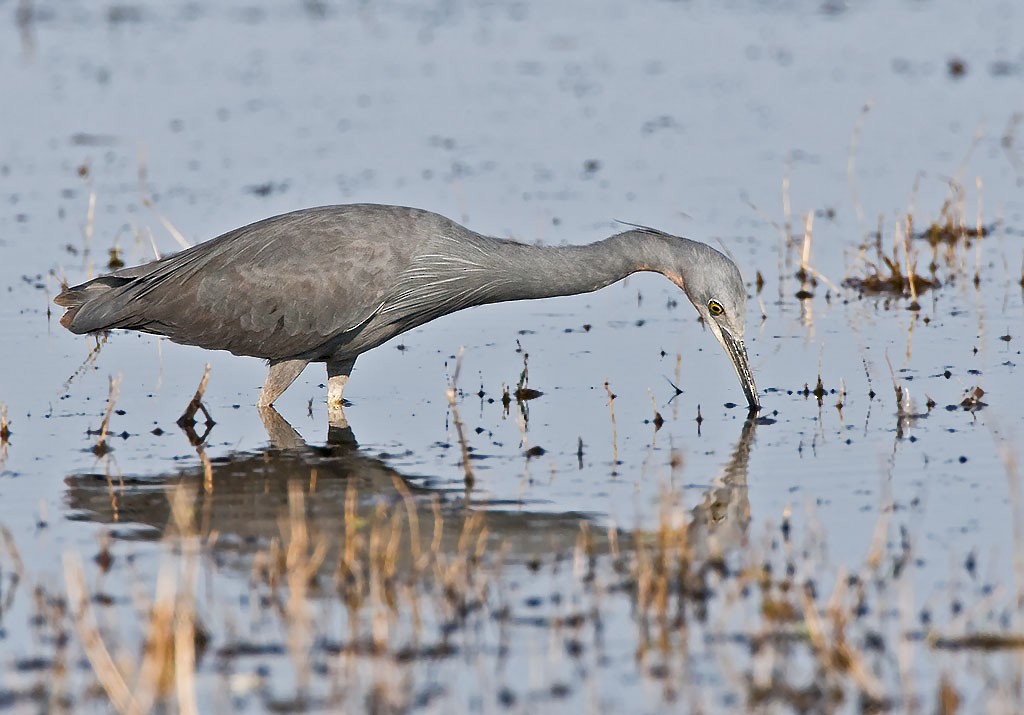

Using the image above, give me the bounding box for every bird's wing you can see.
[71,206,426,360]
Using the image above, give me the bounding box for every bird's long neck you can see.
[478,229,679,303]
[381,228,684,331]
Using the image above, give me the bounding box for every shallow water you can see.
[2,0,1024,711]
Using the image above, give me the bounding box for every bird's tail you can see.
[55,277,132,332]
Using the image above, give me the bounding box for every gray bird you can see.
[56,204,760,411]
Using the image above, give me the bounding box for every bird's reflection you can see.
[64,407,607,563]
[64,408,759,571]
[687,415,757,561]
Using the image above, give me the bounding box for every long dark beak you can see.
[721,331,760,411]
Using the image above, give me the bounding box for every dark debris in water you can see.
[842,262,939,298]
[514,387,543,401]
[245,181,289,198]
[931,633,1024,651]
[957,386,986,412]
[916,220,993,247]
[216,641,287,658]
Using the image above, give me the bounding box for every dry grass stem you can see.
[0,404,9,468]
[63,332,110,391]
[138,148,191,250]
[847,101,873,226]
[604,381,619,475]
[82,185,97,273]
[844,213,939,299]
[897,218,918,305]
[796,212,840,294]
[1001,112,1023,176]
[177,363,214,430]
[781,153,792,239]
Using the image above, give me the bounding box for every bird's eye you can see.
[707,300,725,317]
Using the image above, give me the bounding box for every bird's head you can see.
[669,241,760,411]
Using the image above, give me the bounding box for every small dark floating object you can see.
[497,688,517,708]
[245,181,288,197]
[947,57,968,78]
[794,289,814,300]
[932,633,1024,651]
[524,445,546,459]
[216,642,287,658]
[14,657,53,672]
[916,220,993,246]
[960,386,986,411]
[514,387,543,402]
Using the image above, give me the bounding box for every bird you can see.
[56,203,760,412]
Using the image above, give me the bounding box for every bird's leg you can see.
[258,358,309,407]
[326,357,356,407]
[326,357,356,429]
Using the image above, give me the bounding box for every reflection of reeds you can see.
[2,457,1017,712]
[445,348,475,488]
[63,486,205,715]
[92,375,121,457]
